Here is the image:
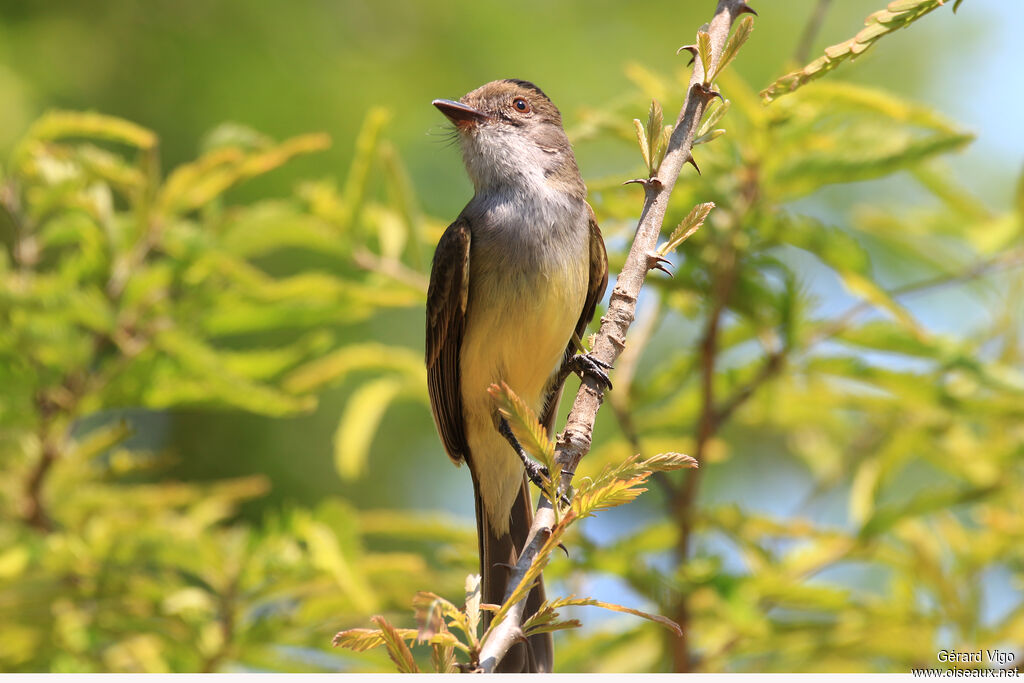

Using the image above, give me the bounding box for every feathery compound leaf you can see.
[538,596,683,637]
[464,574,482,641]
[332,622,419,655]
[633,118,651,172]
[711,14,754,82]
[332,627,391,652]
[414,594,446,643]
[521,601,584,636]
[572,452,697,518]
[697,29,713,85]
[763,82,972,199]
[156,133,329,215]
[641,451,701,473]
[371,615,420,673]
[413,590,474,649]
[646,100,663,156]
[697,98,731,139]
[646,100,664,173]
[487,382,555,468]
[430,633,458,673]
[761,0,960,102]
[576,452,698,500]
[572,474,649,518]
[692,128,725,147]
[659,202,715,256]
[656,125,673,171]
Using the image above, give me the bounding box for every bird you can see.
[425,79,609,672]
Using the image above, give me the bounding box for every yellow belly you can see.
[460,249,589,533]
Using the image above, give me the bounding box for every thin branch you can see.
[476,0,756,671]
[670,212,740,672]
[22,434,59,531]
[713,347,786,427]
[806,246,1024,348]
[792,0,833,65]
[201,576,239,673]
[352,246,429,292]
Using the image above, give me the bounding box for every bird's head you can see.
[433,79,583,199]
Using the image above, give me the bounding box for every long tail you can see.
[475,474,553,673]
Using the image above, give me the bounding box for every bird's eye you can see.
[513,98,531,113]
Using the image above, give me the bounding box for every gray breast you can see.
[466,190,588,281]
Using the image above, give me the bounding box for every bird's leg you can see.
[497,417,571,506]
[497,417,550,489]
[556,352,613,391]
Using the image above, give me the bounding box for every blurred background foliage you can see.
[0,0,1022,673]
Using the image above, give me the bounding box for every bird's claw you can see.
[569,352,613,391]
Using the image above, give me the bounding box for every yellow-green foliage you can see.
[2,10,1024,673]
[761,0,966,103]
[0,112,471,672]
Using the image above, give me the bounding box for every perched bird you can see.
[426,79,609,673]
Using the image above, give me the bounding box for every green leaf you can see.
[659,202,714,256]
[147,328,316,416]
[14,110,156,171]
[300,517,378,613]
[573,452,697,518]
[337,107,391,233]
[849,457,882,525]
[283,342,424,394]
[711,14,754,82]
[764,83,973,199]
[860,484,998,539]
[696,29,713,84]
[623,62,671,103]
[761,0,959,102]
[487,382,555,472]
[537,596,683,638]
[645,100,665,173]
[67,421,133,462]
[837,320,945,358]
[371,615,420,673]
[697,98,730,139]
[464,574,482,640]
[220,201,350,260]
[334,377,406,480]
[572,475,648,518]
[156,133,330,215]
[633,118,650,172]
[332,625,418,655]
[838,270,923,338]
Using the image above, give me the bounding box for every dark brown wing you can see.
[539,204,609,432]
[426,218,471,464]
[576,204,609,345]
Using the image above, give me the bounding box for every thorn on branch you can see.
[692,82,724,103]
[623,178,648,187]
[737,3,758,16]
[646,251,674,276]
[677,44,698,66]
[686,155,701,175]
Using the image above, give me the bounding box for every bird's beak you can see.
[433,99,489,127]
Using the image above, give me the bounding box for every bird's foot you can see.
[566,352,613,391]
[497,417,571,506]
